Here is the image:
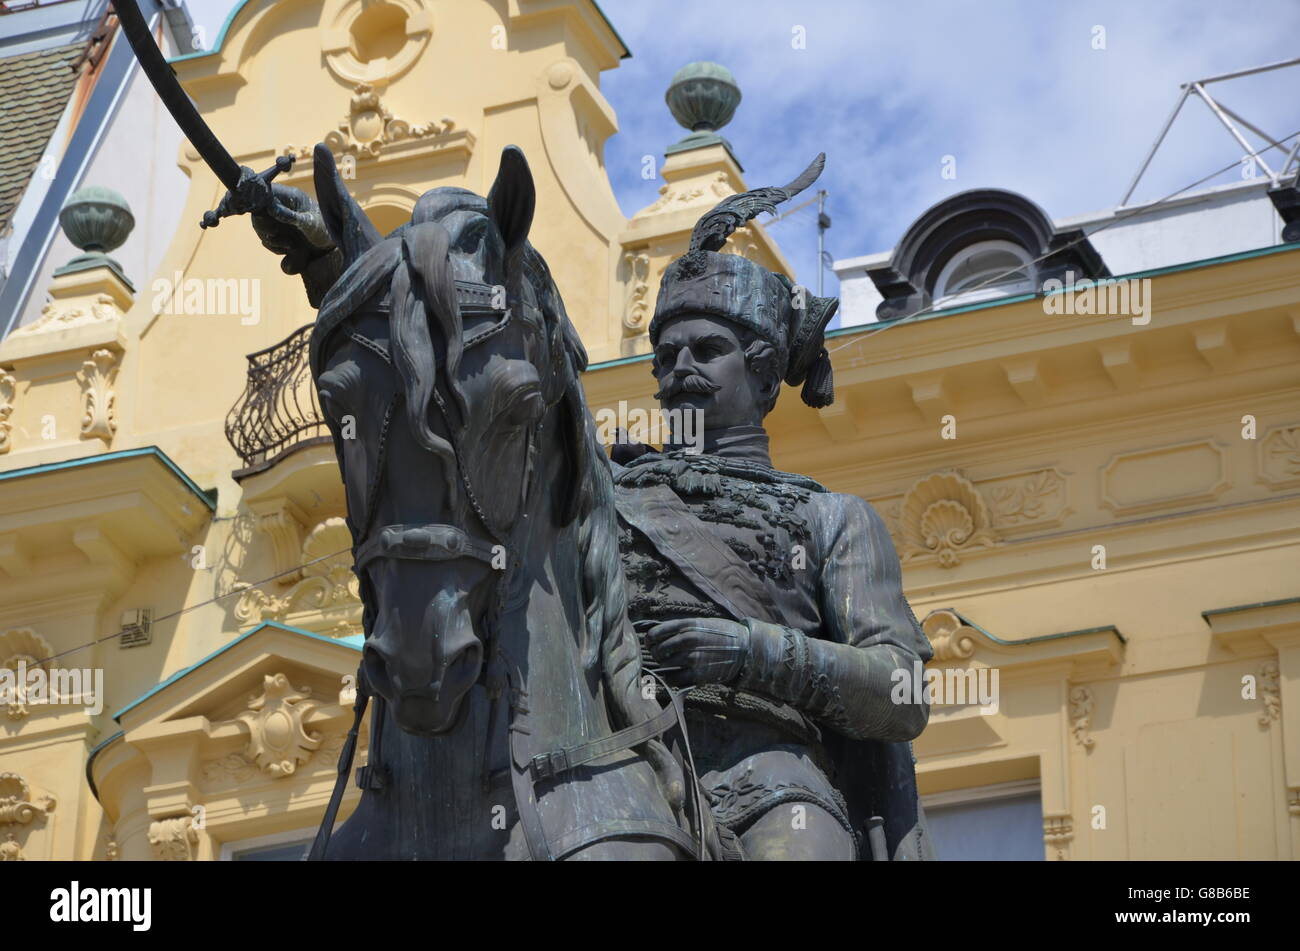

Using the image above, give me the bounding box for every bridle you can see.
[308,277,531,861]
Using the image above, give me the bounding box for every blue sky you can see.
[184,0,1300,296]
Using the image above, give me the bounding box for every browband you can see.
[312,278,506,376]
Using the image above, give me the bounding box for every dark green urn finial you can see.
[55,185,135,286]
[665,61,742,157]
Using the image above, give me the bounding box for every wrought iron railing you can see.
[225,324,330,476]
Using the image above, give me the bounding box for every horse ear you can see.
[487,146,535,255]
[313,143,382,266]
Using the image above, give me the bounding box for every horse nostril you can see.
[362,644,395,699]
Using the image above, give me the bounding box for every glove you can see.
[643,617,749,687]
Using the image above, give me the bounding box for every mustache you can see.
[655,373,721,401]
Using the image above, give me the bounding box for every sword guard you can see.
[200,154,295,230]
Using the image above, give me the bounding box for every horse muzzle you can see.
[363,587,484,735]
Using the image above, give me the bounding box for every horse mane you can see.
[520,243,645,728]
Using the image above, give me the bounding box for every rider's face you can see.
[653,316,774,432]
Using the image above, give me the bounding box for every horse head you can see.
[310,145,591,735]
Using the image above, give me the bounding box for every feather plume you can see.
[688,153,826,253]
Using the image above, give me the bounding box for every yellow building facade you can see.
[0,0,1297,861]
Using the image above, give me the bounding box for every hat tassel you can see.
[801,348,834,408]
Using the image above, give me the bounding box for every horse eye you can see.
[503,388,544,429]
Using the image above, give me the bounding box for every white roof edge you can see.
[1057,174,1292,231]
[832,250,891,273]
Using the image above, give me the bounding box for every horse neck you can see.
[495,413,614,745]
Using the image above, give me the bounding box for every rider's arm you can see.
[734,495,932,742]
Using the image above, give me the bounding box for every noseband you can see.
[353,524,498,571]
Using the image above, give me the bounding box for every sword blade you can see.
[111,0,241,189]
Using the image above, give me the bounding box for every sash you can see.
[614,483,795,630]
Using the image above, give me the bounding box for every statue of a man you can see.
[611,156,935,860]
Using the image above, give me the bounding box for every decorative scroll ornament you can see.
[201,727,349,789]
[1043,815,1073,860]
[1069,686,1096,751]
[148,815,198,861]
[76,348,119,441]
[987,468,1067,526]
[920,609,976,663]
[642,170,732,215]
[622,250,651,334]
[200,752,257,785]
[234,518,360,634]
[899,471,997,568]
[0,773,56,826]
[0,832,24,861]
[1,628,55,720]
[13,294,119,336]
[234,673,323,778]
[1259,659,1281,727]
[0,369,15,454]
[284,83,455,161]
[1260,425,1300,489]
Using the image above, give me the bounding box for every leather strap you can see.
[526,701,681,782]
[509,725,553,861]
[307,683,369,861]
[353,523,498,571]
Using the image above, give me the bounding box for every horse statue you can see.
[298,144,711,859]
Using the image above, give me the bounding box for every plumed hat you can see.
[649,153,838,408]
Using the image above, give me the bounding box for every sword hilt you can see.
[200,154,295,230]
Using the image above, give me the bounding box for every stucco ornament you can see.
[0,772,56,826]
[148,815,198,861]
[0,832,24,861]
[0,628,55,720]
[921,609,976,662]
[319,0,432,86]
[235,673,323,778]
[0,369,13,453]
[76,348,119,442]
[234,518,361,633]
[284,83,455,162]
[1069,686,1096,751]
[899,470,998,568]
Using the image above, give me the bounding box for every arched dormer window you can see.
[933,240,1036,307]
[865,189,1110,322]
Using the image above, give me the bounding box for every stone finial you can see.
[55,186,135,288]
[665,62,742,157]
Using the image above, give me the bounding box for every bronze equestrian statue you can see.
[116,0,932,861]
[243,147,933,860]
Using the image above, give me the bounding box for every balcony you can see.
[225,325,331,479]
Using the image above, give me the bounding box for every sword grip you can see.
[200,155,296,230]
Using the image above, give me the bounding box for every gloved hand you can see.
[644,617,750,687]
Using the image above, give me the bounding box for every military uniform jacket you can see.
[611,445,936,860]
